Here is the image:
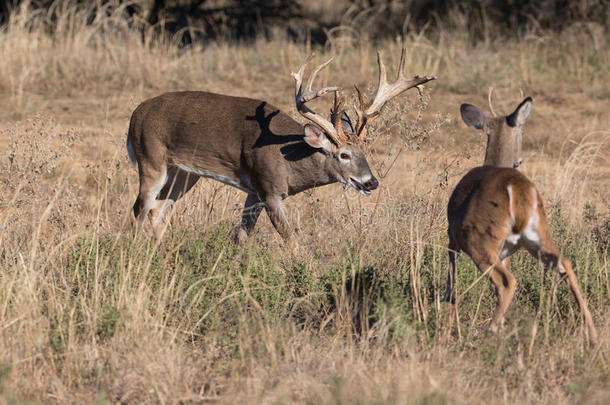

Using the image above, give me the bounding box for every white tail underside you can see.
[500,184,540,260]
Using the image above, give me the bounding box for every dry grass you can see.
[0,2,609,404]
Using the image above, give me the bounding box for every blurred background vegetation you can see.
[1,0,608,45]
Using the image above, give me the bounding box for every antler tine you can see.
[292,54,345,145]
[354,48,437,140]
[488,86,497,117]
[292,55,339,104]
[291,53,314,96]
[331,91,350,143]
[366,49,436,117]
[353,85,368,138]
[376,50,388,95]
[306,56,334,93]
[397,48,406,80]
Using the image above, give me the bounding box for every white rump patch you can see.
[521,188,541,251]
[500,185,540,260]
[500,233,520,260]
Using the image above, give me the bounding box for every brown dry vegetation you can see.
[0,1,609,404]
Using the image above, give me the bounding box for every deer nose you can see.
[363,176,379,191]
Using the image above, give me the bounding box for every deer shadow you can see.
[247,102,317,162]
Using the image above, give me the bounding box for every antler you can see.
[355,48,437,140]
[330,91,348,142]
[488,86,497,117]
[292,54,350,145]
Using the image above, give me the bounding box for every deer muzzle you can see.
[349,175,379,196]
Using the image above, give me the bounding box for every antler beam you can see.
[292,55,350,145]
[355,48,437,140]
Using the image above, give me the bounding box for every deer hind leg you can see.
[524,219,599,345]
[472,252,517,333]
[502,256,511,273]
[149,167,200,237]
[234,193,264,244]
[559,257,599,345]
[133,165,168,228]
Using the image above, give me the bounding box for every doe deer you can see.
[127,49,436,244]
[444,96,598,345]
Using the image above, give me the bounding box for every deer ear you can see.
[303,124,333,152]
[507,97,532,127]
[460,104,487,130]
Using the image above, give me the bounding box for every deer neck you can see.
[285,148,336,195]
[484,136,517,168]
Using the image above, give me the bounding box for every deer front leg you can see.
[524,218,599,345]
[234,193,264,244]
[443,234,458,304]
[443,249,457,304]
[264,195,294,247]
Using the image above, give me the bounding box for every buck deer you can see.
[444,96,599,344]
[127,49,436,244]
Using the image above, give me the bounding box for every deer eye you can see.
[340,152,351,161]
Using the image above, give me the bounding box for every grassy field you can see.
[0,2,609,404]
